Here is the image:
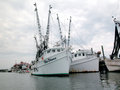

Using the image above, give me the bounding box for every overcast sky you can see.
[0,0,120,69]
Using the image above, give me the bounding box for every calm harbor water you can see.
[0,72,120,90]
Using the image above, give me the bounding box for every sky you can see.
[0,0,120,69]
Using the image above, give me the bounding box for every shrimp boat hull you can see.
[31,48,71,76]
[105,59,120,72]
[70,56,99,73]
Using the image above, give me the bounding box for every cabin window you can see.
[57,49,60,52]
[52,49,55,52]
[75,54,77,57]
[78,53,81,56]
[83,53,85,56]
[47,49,51,53]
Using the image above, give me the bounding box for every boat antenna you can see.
[34,3,42,44]
[57,14,63,46]
[45,5,52,48]
[68,16,72,46]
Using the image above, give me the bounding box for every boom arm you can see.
[34,3,42,44]
[45,5,52,47]
[57,14,63,46]
[68,16,72,46]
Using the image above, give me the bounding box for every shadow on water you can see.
[100,72,120,90]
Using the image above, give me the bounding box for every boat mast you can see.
[68,16,72,46]
[34,3,42,44]
[57,14,63,46]
[45,5,52,48]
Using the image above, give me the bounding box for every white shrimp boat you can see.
[31,47,71,76]
[70,49,99,72]
[31,4,72,76]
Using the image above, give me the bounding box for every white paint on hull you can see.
[31,48,71,75]
[70,56,99,72]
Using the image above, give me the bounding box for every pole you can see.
[101,45,105,60]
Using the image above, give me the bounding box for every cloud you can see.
[0,0,119,68]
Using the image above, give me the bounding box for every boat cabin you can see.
[44,47,64,54]
[38,47,65,61]
[72,50,94,59]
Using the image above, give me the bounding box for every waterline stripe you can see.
[31,73,69,76]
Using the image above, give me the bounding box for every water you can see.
[0,72,120,90]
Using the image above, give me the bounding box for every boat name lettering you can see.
[44,57,56,63]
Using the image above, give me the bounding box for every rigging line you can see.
[72,23,86,47]
[61,24,67,37]
[51,14,65,39]
[51,14,58,28]
[71,22,86,50]
[49,15,59,47]
[50,15,58,31]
